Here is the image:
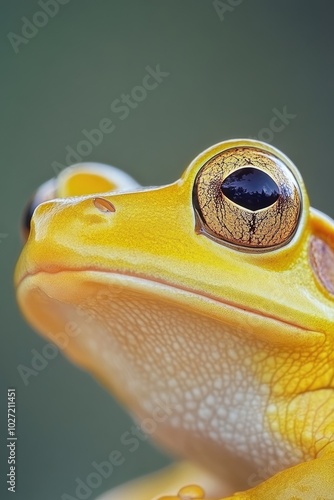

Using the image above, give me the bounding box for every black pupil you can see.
[221,167,279,211]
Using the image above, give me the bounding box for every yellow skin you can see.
[15,140,334,499]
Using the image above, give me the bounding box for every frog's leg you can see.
[157,451,334,500]
[95,462,224,500]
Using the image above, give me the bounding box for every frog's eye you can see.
[21,178,56,242]
[193,146,302,251]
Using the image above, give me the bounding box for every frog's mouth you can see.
[20,269,263,408]
[16,268,325,482]
[17,267,318,357]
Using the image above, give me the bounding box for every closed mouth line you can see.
[18,266,312,333]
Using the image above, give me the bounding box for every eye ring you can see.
[193,146,302,252]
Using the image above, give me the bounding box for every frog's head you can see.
[15,140,334,482]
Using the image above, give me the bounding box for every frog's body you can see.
[15,140,334,499]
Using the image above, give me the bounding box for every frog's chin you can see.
[16,268,316,412]
[16,269,314,481]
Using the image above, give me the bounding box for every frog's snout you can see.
[28,196,113,243]
[21,161,139,242]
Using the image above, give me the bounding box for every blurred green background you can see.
[1,1,333,499]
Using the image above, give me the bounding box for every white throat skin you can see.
[18,269,302,492]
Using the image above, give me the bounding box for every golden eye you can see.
[193,146,302,251]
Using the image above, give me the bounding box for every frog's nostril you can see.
[93,197,116,213]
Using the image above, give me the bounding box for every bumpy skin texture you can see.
[15,140,334,499]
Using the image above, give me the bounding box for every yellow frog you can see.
[15,139,334,499]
